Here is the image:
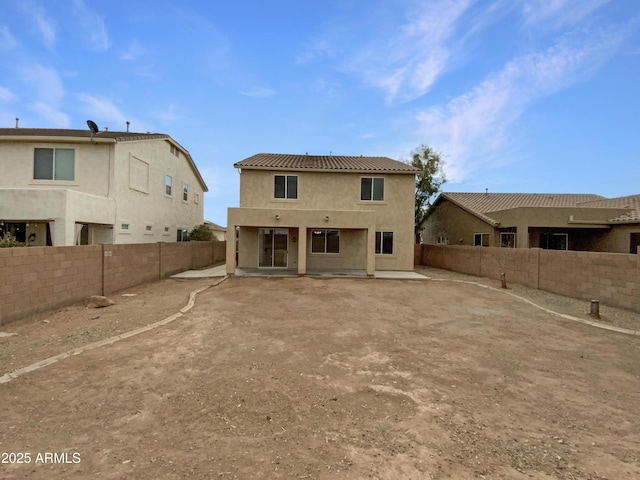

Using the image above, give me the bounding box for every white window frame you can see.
[177,228,188,242]
[183,183,188,202]
[119,222,131,234]
[33,147,75,181]
[375,231,394,255]
[311,229,340,254]
[474,232,490,247]
[274,174,298,199]
[165,175,172,196]
[163,225,171,236]
[360,177,384,201]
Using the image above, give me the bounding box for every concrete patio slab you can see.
[374,270,429,279]
[170,264,227,278]
[172,265,429,280]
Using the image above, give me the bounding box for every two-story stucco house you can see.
[0,127,208,246]
[226,153,419,276]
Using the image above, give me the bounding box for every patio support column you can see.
[297,227,307,275]
[226,225,236,275]
[366,227,375,277]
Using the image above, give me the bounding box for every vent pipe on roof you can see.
[15,118,19,128]
[485,188,489,195]
[126,121,130,132]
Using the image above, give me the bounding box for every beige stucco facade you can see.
[227,164,417,275]
[0,130,207,246]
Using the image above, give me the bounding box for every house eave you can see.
[234,165,418,175]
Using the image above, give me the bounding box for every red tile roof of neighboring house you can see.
[578,194,640,223]
[235,153,420,173]
[430,192,640,226]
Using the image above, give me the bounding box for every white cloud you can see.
[301,0,476,104]
[70,0,110,51]
[415,27,627,183]
[29,101,70,127]
[0,26,19,50]
[19,0,56,48]
[76,94,151,132]
[239,87,276,98]
[76,94,127,127]
[0,86,16,102]
[120,40,147,61]
[522,0,611,28]
[21,65,65,102]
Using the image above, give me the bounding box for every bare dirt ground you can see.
[1,268,639,479]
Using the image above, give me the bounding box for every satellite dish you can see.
[87,120,99,133]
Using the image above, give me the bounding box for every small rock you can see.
[87,295,115,308]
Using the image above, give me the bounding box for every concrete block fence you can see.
[0,241,226,325]
[415,244,639,313]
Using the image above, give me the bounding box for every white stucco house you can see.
[0,126,208,246]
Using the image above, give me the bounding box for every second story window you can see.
[361,177,384,201]
[274,175,298,199]
[34,148,75,181]
[183,183,188,201]
[165,175,172,195]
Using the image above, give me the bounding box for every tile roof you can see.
[437,192,610,226]
[578,194,640,222]
[0,128,169,142]
[235,153,420,173]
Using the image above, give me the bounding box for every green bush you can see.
[0,232,25,248]
[188,224,213,241]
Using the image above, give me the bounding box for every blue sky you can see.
[1,0,639,226]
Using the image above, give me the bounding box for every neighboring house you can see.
[421,192,640,253]
[226,153,419,276]
[205,220,226,241]
[0,127,208,246]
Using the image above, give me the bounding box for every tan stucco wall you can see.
[0,137,205,245]
[422,201,494,246]
[111,140,204,244]
[0,139,111,194]
[0,188,115,245]
[231,169,415,272]
[588,224,640,253]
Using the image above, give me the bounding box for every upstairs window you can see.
[361,177,384,201]
[183,183,188,201]
[34,148,75,181]
[165,175,172,195]
[274,175,298,199]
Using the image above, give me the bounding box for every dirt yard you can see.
[1,268,639,479]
